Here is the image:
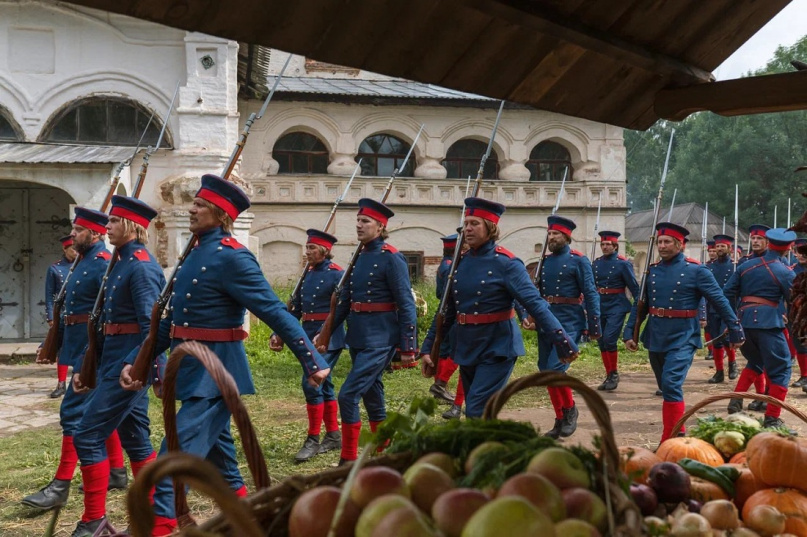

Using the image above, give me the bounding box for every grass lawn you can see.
[0,283,650,535]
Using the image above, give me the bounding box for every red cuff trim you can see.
[465,207,500,224]
[358,207,389,226]
[110,206,150,228]
[74,217,107,234]
[198,188,239,220]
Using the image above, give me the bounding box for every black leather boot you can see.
[21,478,71,509]
[544,418,563,439]
[708,370,725,384]
[429,381,455,403]
[560,405,579,437]
[109,467,128,490]
[295,435,321,463]
[727,398,743,414]
[319,430,342,453]
[728,361,739,380]
[442,404,462,420]
[70,517,107,537]
[49,381,67,398]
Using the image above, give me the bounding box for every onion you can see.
[730,529,761,537]
[699,500,739,530]
[744,505,786,537]
[671,513,712,537]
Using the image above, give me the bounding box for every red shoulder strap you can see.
[221,237,246,250]
[382,243,399,254]
[329,263,343,271]
[685,257,701,265]
[96,250,111,260]
[618,254,627,261]
[133,249,150,262]
[494,245,515,258]
[570,249,585,257]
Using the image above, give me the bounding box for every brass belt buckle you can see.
[457,313,467,325]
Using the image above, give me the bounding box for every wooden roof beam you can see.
[461,0,714,85]
[655,70,807,120]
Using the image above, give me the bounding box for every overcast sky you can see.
[714,0,807,80]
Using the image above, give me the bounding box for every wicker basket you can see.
[127,347,642,536]
[670,391,807,434]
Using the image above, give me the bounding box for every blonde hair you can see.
[200,199,234,234]
[120,217,148,244]
[484,220,500,242]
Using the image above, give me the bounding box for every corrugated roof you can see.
[626,202,750,244]
[0,143,134,164]
[265,76,492,101]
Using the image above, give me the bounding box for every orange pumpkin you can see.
[743,488,807,537]
[689,476,730,503]
[619,446,661,485]
[725,463,765,511]
[746,433,807,493]
[656,437,724,467]
[729,452,746,464]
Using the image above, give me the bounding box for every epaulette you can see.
[329,263,343,271]
[618,254,627,261]
[494,245,515,258]
[221,237,246,250]
[445,259,452,265]
[382,244,399,254]
[685,257,701,265]
[570,249,585,257]
[96,251,111,260]
[133,249,150,262]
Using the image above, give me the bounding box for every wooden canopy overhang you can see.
[60,0,807,130]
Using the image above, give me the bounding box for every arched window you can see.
[0,110,20,141]
[356,134,414,177]
[442,139,499,179]
[273,132,329,174]
[527,141,572,181]
[43,97,166,146]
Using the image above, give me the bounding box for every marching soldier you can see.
[705,234,739,383]
[707,240,718,263]
[725,229,796,428]
[739,225,770,265]
[43,235,77,398]
[592,231,639,391]
[421,199,578,424]
[270,229,345,462]
[702,240,716,361]
[624,223,744,443]
[529,215,600,438]
[69,197,163,536]
[421,234,467,419]
[314,199,417,464]
[119,175,331,535]
[22,210,127,512]
[790,238,807,388]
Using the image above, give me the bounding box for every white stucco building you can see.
[0,0,627,341]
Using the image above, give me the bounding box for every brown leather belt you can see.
[545,295,584,305]
[104,323,141,335]
[170,324,249,342]
[457,309,515,325]
[740,296,779,308]
[598,288,625,295]
[649,308,698,319]
[301,312,329,322]
[350,302,396,313]
[64,314,89,325]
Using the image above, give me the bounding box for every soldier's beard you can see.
[548,240,566,253]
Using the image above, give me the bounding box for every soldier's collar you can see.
[363,237,384,250]
[196,226,226,243]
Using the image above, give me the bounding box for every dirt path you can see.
[500,352,807,450]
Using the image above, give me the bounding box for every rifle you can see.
[427,101,506,373]
[129,55,293,385]
[733,184,739,270]
[79,83,179,389]
[700,202,708,264]
[667,188,677,221]
[590,194,602,261]
[532,166,568,285]
[286,159,361,313]
[316,124,425,352]
[632,129,675,342]
[37,110,157,365]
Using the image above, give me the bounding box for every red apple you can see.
[464,441,507,475]
[356,494,418,537]
[403,462,455,513]
[497,473,565,522]
[350,466,409,509]
[432,488,490,537]
[562,487,608,532]
[527,448,591,489]
[415,452,458,477]
[288,486,360,537]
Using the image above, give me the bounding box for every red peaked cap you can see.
[656,222,690,242]
[548,215,576,237]
[59,235,74,247]
[109,196,158,228]
[748,224,770,237]
[599,230,620,242]
[196,174,251,220]
[306,229,338,249]
[464,197,506,224]
[73,207,109,235]
[357,198,394,226]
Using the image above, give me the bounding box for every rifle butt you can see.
[39,307,62,364]
[317,293,338,351]
[633,300,648,342]
[79,319,99,389]
[130,303,162,384]
[428,313,445,376]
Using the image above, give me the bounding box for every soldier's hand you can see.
[560,351,580,364]
[522,318,536,331]
[72,373,89,394]
[152,381,163,399]
[420,354,435,378]
[624,339,639,352]
[307,368,330,388]
[730,340,744,350]
[312,334,326,354]
[269,334,284,352]
[119,364,144,392]
[35,347,45,364]
[400,352,416,365]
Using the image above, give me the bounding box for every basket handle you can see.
[670,391,807,435]
[127,451,263,537]
[161,341,271,527]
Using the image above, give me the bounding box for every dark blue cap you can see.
[656,222,690,241]
[547,215,576,236]
[306,229,337,249]
[441,234,458,247]
[748,224,770,237]
[358,198,394,225]
[713,234,734,245]
[73,207,109,234]
[110,196,158,228]
[598,231,620,241]
[464,197,505,224]
[706,240,716,248]
[766,228,797,250]
[197,174,251,220]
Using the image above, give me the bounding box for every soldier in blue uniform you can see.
[270,229,345,462]
[421,198,578,425]
[705,234,739,383]
[43,235,76,398]
[69,197,163,536]
[725,229,796,428]
[528,215,600,438]
[22,209,127,512]
[313,198,417,464]
[119,174,331,535]
[789,238,807,388]
[592,230,639,391]
[738,225,769,265]
[624,223,744,443]
[702,240,717,361]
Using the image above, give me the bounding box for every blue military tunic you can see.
[705,256,736,349]
[45,256,72,322]
[592,252,639,352]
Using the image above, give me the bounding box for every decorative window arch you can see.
[442,139,499,179]
[42,97,168,147]
[527,141,572,181]
[273,132,329,174]
[0,109,21,141]
[356,134,414,177]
